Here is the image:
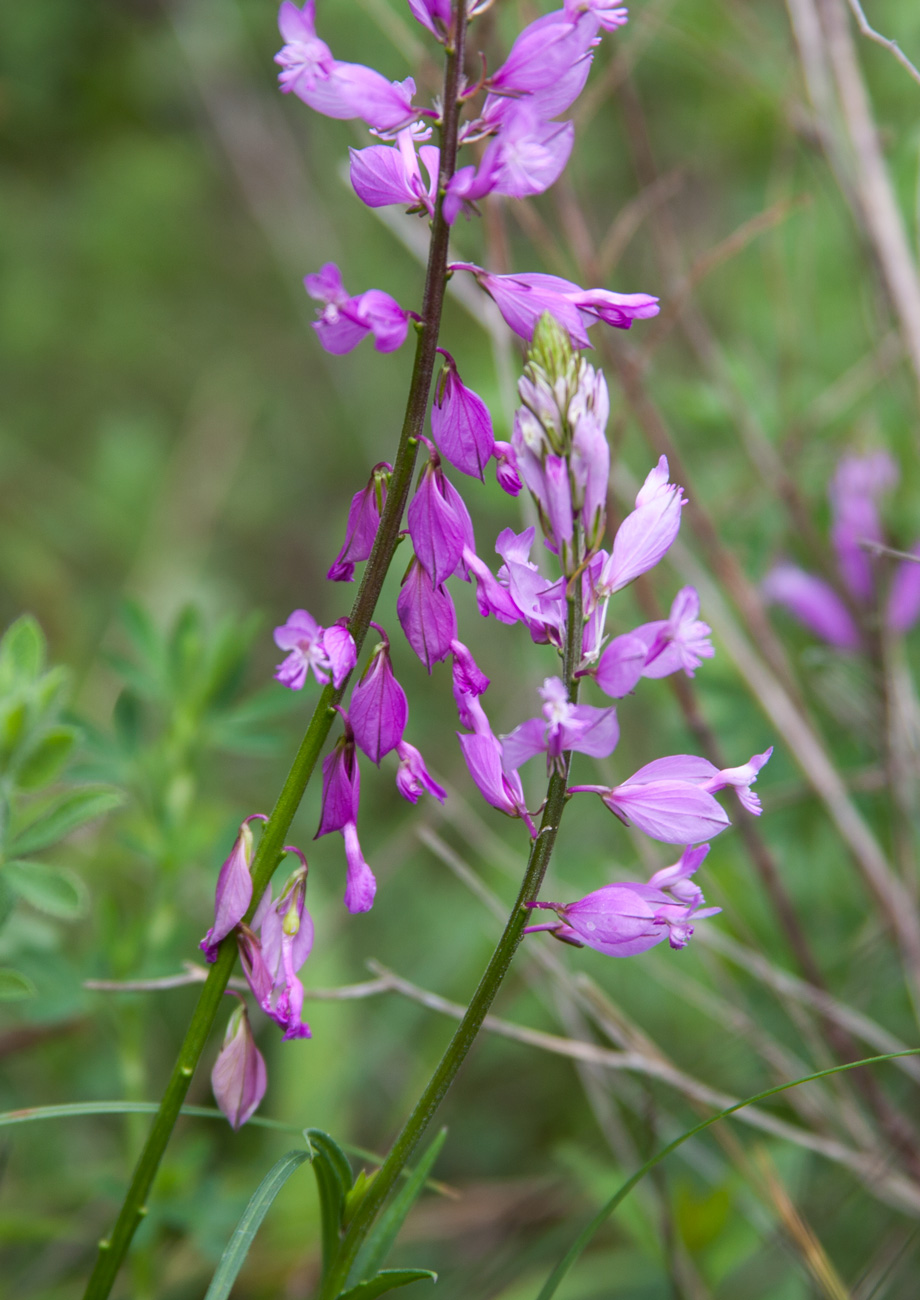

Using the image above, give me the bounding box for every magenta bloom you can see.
[451,639,490,698]
[395,740,446,803]
[348,629,408,763]
[350,127,439,215]
[305,264,408,355]
[273,610,356,690]
[500,676,619,775]
[454,674,535,832]
[444,107,575,221]
[328,462,390,582]
[407,0,453,39]
[489,10,598,97]
[600,457,685,595]
[199,814,267,963]
[595,587,713,698]
[397,556,458,670]
[524,845,719,957]
[431,354,494,480]
[257,859,315,1040]
[276,3,417,133]
[316,715,376,912]
[564,0,629,30]
[212,1001,268,1129]
[493,441,523,496]
[762,564,861,651]
[450,262,659,347]
[407,448,475,586]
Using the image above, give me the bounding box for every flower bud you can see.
[212,1001,267,1130]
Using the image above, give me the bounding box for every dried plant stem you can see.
[80,8,470,1295]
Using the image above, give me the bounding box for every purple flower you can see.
[524,845,719,957]
[829,452,896,603]
[407,447,475,586]
[430,353,495,479]
[625,747,773,815]
[212,1000,268,1129]
[489,10,599,97]
[449,263,659,347]
[315,713,377,912]
[887,545,920,633]
[493,441,523,496]
[564,0,630,30]
[395,740,446,803]
[276,3,417,133]
[305,264,408,355]
[573,770,731,844]
[600,586,714,690]
[451,639,490,697]
[407,0,453,39]
[397,556,458,670]
[762,563,861,651]
[500,676,619,774]
[465,547,530,626]
[328,462,390,582]
[199,815,268,963]
[455,678,536,832]
[348,627,408,763]
[350,126,439,215]
[600,457,685,594]
[322,620,358,688]
[257,856,314,1040]
[444,106,575,221]
[274,609,330,689]
[593,633,647,698]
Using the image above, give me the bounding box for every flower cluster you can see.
[764,451,920,650]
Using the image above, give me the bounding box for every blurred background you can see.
[2,0,920,1296]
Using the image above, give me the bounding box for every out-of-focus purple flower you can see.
[349,627,408,763]
[350,126,439,215]
[523,844,719,957]
[199,814,268,963]
[626,587,714,682]
[430,354,495,479]
[493,441,523,496]
[564,0,629,30]
[276,3,417,132]
[315,713,376,912]
[408,447,476,586]
[600,457,685,594]
[395,740,446,803]
[407,0,453,39]
[328,462,390,582]
[829,452,896,603]
[489,10,599,97]
[887,545,920,634]
[762,563,861,651]
[500,676,619,775]
[258,856,314,1040]
[274,609,330,689]
[397,556,458,670]
[449,262,659,346]
[305,264,408,355]
[212,1000,268,1129]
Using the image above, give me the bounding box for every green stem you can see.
[81,11,470,1297]
[320,576,586,1298]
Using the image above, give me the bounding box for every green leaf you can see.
[338,1269,437,1300]
[11,786,124,856]
[353,1130,447,1283]
[0,698,28,766]
[3,861,87,919]
[16,727,78,790]
[203,1149,309,1300]
[305,1129,354,1278]
[0,616,46,687]
[0,876,17,932]
[0,968,37,1000]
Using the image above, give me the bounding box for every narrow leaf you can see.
[204,1149,309,1300]
[16,727,78,790]
[0,968,37,1000]
[534,1049,920,1300]
[306,1129,355,1277]
[354,1129,447,1283]
[11,787,124,856]
[3,861,88,919]
[338,1268,438,1300]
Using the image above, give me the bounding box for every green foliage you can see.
[337,1269,438,1299]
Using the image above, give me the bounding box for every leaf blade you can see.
[338,1268,438,1300]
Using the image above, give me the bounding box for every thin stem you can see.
[319,570,585,1298]
[81,14,470,1298]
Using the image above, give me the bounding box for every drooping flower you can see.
[305,264,408,355]
[350,126,439,215]
[599,457,685,595]
[450,262,659,347]
[256,855,315,1040]
[212,999,268,1129]
[500,676,619,775]
[315,712,376,912]
[430,353,495,479]
[328,462,390,582]
[397,556,458,670]
[454,674,536,833]
[407,445,476,587]
[523,845,719,957]
[493,441,523,496]
[199,815,268,963]
[348,626,408,763]
[395,740,446,803]
[276,2,418,133]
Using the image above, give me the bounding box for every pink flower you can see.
[328,462,390,583]
[199,815,268,963]
[315,713,377,912]
[212,1000,268,1129]
[600,457,685,594]
[500,676,620,774]
[430,354,495,480]
[350,126,439,215]
[762,564,861,651]
[305,263,408,355]
[397,557,458,670]
[348,627,408,763]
